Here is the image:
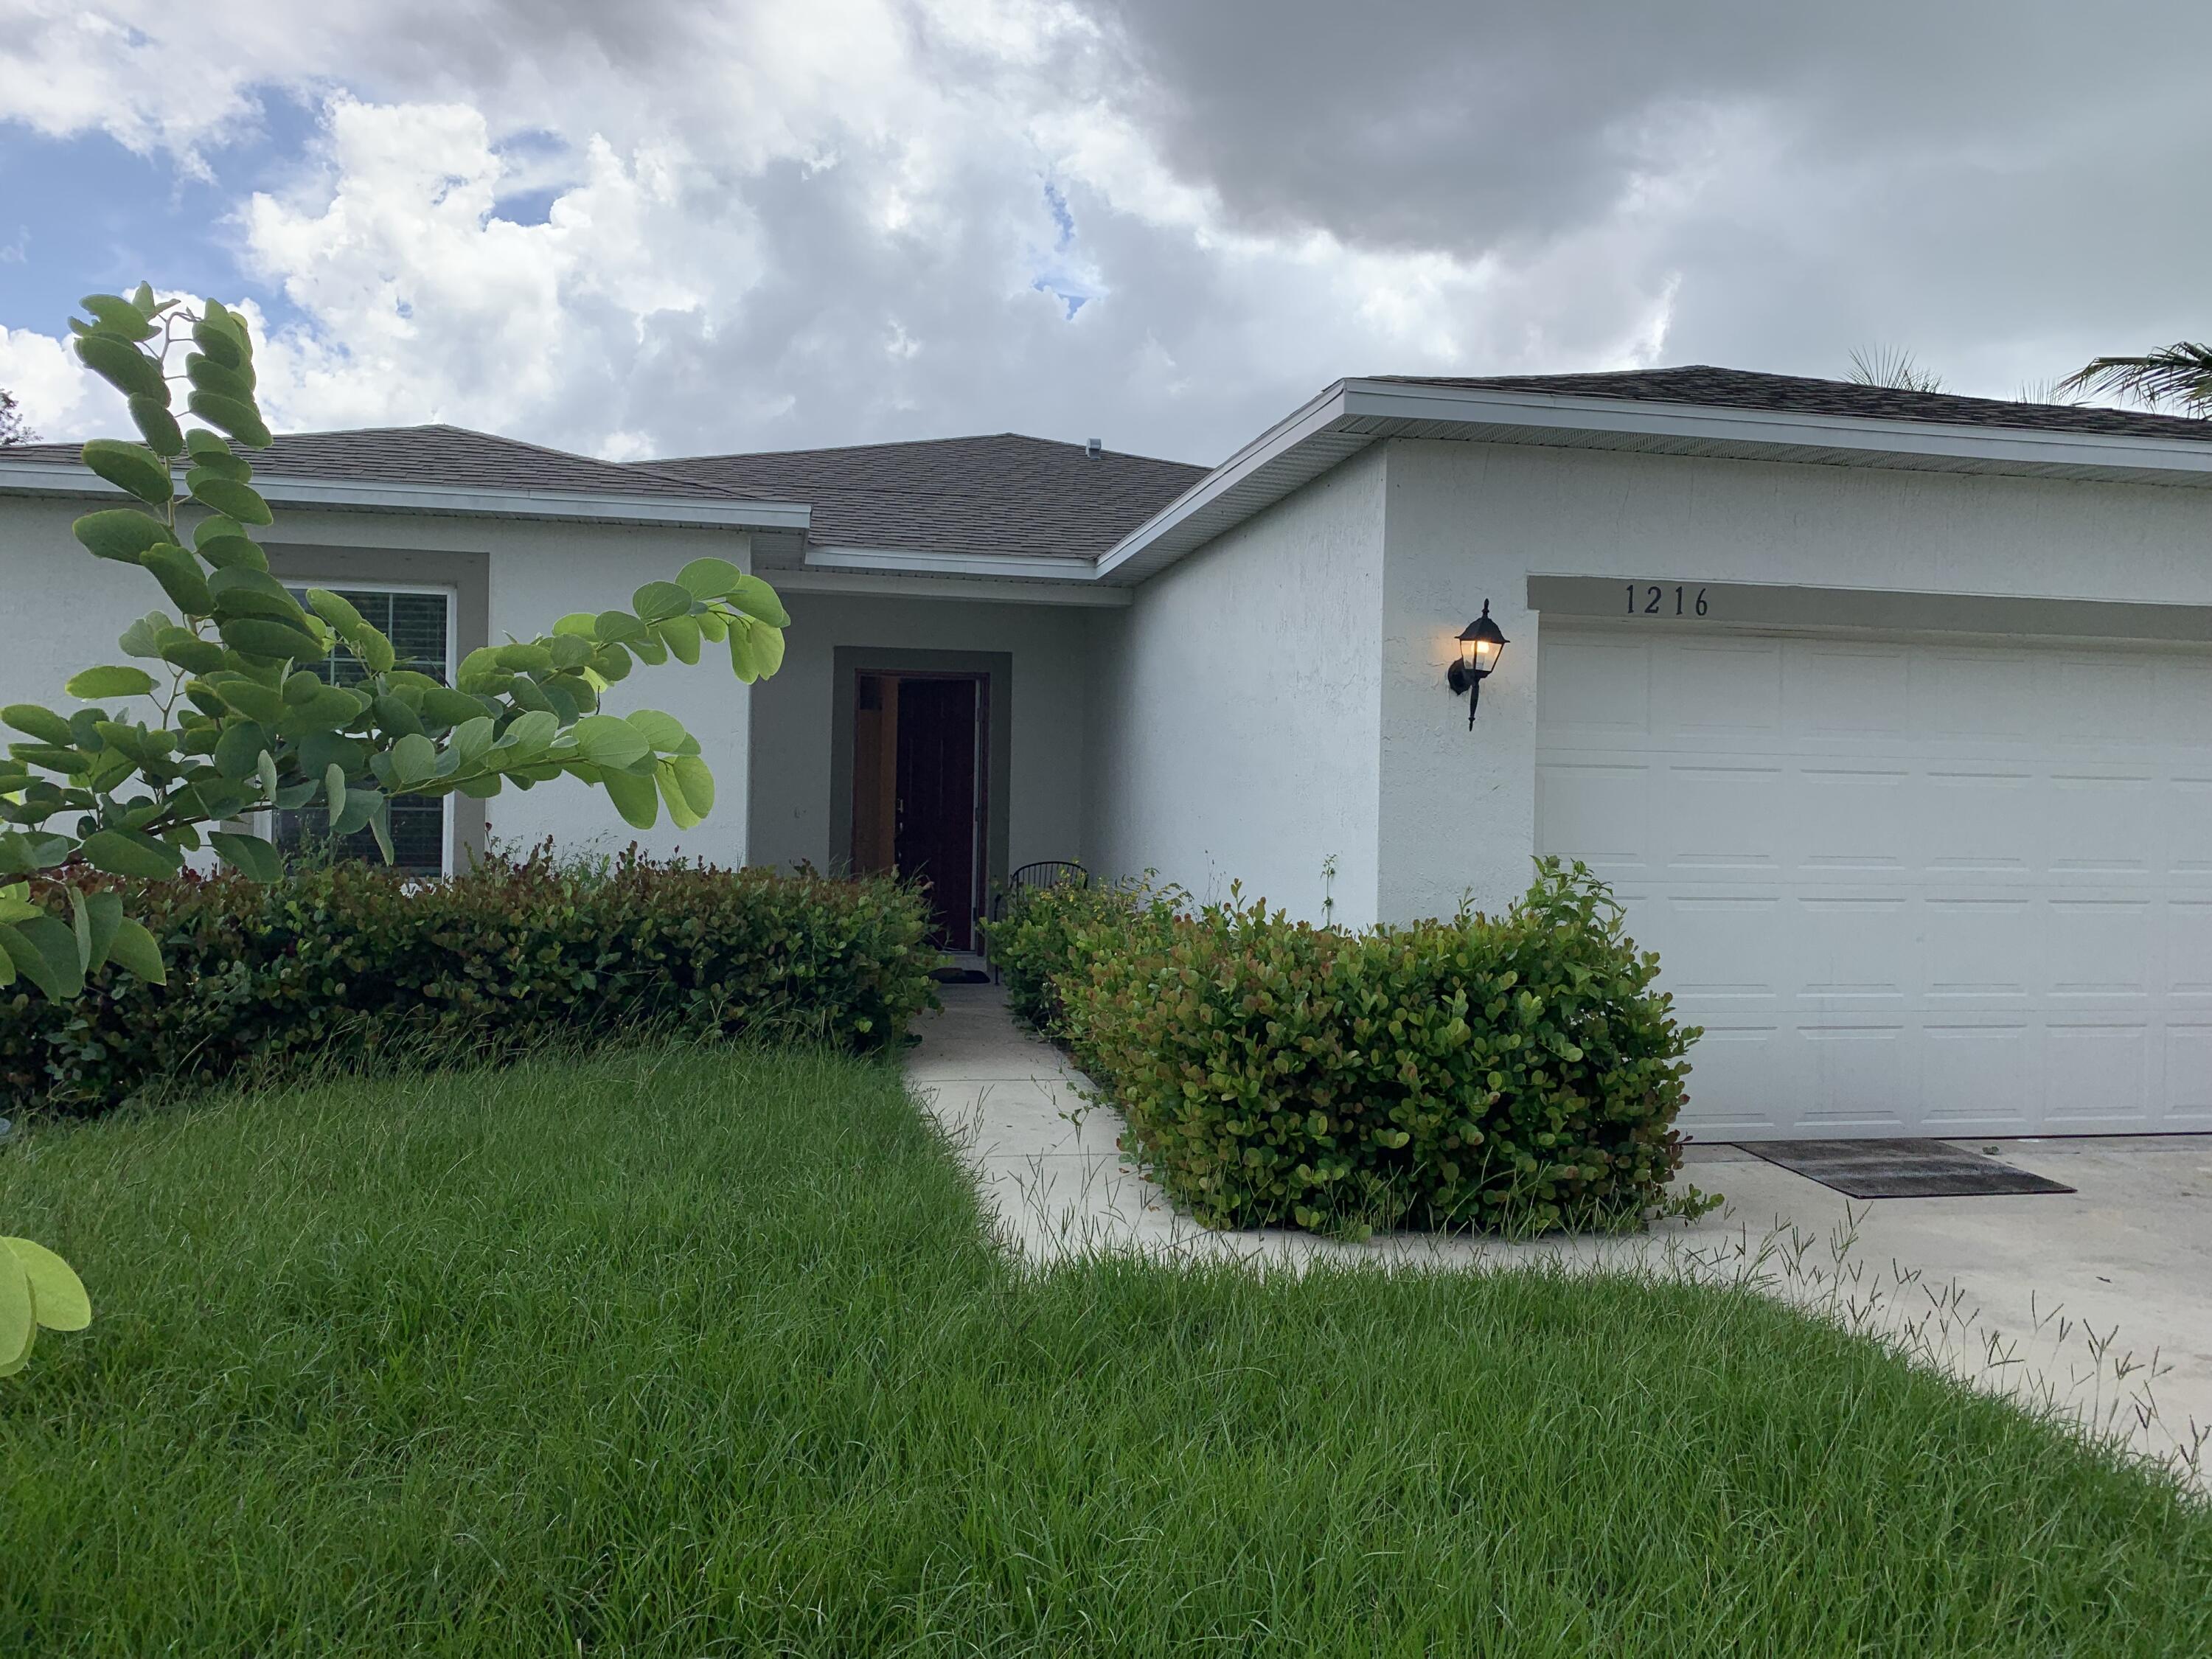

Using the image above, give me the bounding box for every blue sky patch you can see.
[0,89,324,339]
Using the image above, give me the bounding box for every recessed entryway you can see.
[851,669,989,950]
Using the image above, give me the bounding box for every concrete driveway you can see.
[908,983,2212,1481]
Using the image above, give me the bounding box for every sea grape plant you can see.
[0,283,789,1001]
[0,1237,91,1378]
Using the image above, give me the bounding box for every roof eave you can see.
[1096,378,2212,585]
[0,461,810,532]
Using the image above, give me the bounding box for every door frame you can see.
[830,647,1012,940]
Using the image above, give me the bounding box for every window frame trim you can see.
[274,578,462,878]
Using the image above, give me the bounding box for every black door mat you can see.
[931,967,992,985]
[1733,1138,2077,1199]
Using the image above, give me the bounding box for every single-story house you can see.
[8,366,2212,1142]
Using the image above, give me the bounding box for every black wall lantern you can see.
[1446,601,1507,727]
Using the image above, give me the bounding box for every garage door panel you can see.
[1537,619,2212,1135]
[1534,760,1649,873]
[1632,893,1782,1001]
[2048,898,2155,998]
[1798,768,1912,872]
[1666,1024,1787,1138]
[1924,899,2035,999]
[2161,1026,2212,1125]
[2166,780,2212,876]
[1659,763,1787,871]
[2157,661,2212,745]
[2164,900,2212,996]
[1535,636,1649,736]
[1794,897,1911,1001]
[2044,1023,2151,1128]
[1919,1023,2037,1133]
[1655,638,1781,732]
[1795,1023,1913,1133]
[1921,771,2036,874]
[1788,643,1914,734]
[2048,773,2157,876]
[1914,649,2037,740]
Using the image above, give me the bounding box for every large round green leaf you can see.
[2,1239,91,1334]
[188,473,272,524]
[675,556,743,599]
[79,827,183,880]
[72,508,170,564]
[0,1252,32,1374]
[210,720,269,780]
[623,708,689,752]
[657,614,702,665]
[77,293,157,342]
[278,685,367,737]
[187,353,256,399]
[630,581,693,623]
[140,544,215,616]
[664,755,715,822]
[218,616,322,663]
[3,704,75,745]
[64,665,158,700]
[569,714,651,771]
[186,389,272,448]
[81,439,174,506]
[184,428,249,476]
[728,573,790,627]
[103,917,167,987]
[158,636,226,675]
[208,830,284,882]
[74,334,165,400]
[209,567,310,622]
[129,395,185,456]
[602,768,660,830]
[191,316,245,369]
[751,622,785,679]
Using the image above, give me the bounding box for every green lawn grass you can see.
[2,1045,2207,1655]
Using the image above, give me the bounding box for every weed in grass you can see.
[0,1043,2207,1655]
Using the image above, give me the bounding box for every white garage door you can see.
[1536,619,2212,1138]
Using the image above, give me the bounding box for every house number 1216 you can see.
[1627,584,1709,616]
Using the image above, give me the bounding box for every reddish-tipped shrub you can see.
[1,846,938,1116]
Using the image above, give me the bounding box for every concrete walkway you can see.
[908,981,2212,1482]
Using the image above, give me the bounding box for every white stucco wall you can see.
[1088,445,1387,925]
[0,490,756,866]
[746,588,1094,877]
[1377,437,2212,920]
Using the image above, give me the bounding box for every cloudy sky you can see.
[1,0,2205,466]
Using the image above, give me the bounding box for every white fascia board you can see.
[772,567,1130,608]
[1093,380,1353,582]
[1338,378,2212,478]
[0,461,810,532]
[1097,376,2212,582]
[802,543,1099,582]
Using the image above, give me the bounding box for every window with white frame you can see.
[275,584,456,877]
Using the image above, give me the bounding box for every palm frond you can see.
[2053,343,2212,414]
[1846,345,1944,392]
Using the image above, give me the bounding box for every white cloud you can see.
[0,325,107,439]
[6,1,2202,459]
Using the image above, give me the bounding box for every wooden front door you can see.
[852,672,984,950]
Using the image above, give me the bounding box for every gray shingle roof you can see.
[0,424,736,499]
[1376,366,2212,445]
[640,433,1209,560]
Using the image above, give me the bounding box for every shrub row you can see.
[2,846,939,1116]
[989,860,1703,1237]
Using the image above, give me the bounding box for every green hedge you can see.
[1,847,939,1117]
[995,860,1703,1238]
